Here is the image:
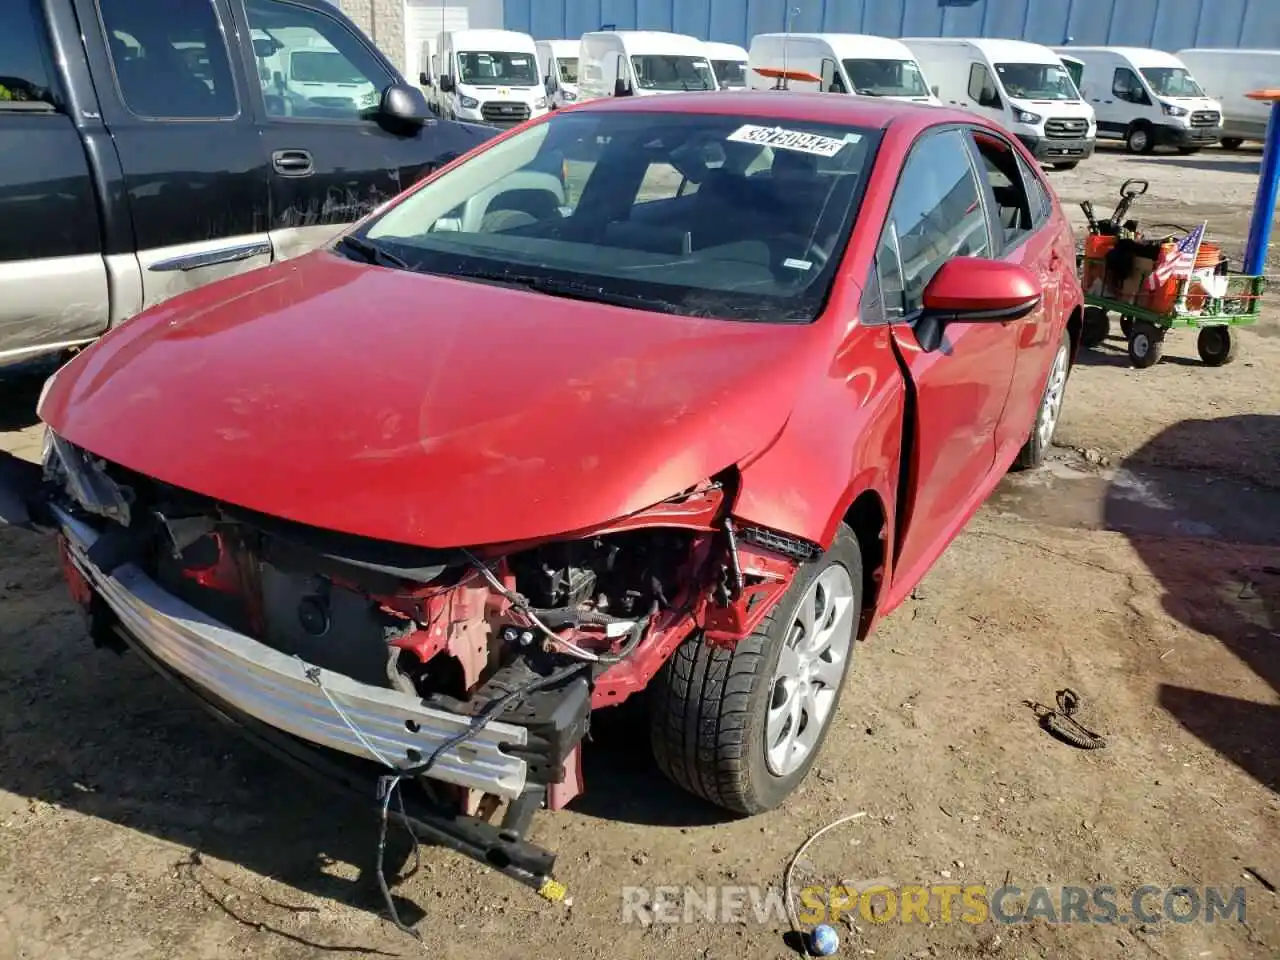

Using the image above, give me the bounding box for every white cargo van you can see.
[747,33,939,104]
[426,30,548,127]
[903,37,1096,169]
[577,31,717,101]
[704,41,749,89]
[1054,47,1222,154]
[536,39,580,108]
[1176,48,1278,149]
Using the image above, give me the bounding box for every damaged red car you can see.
[1,92,1082,901]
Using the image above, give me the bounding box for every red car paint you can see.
[40,92,1082,652]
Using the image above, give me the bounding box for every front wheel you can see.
[1197,326,1239,366]
[1126,124,1155,154]
[649,527,862,815]
[1055,161,1080,171]
[1128,320,1165,368]
[1013,330,1071,470]
[1220,137,1244,151]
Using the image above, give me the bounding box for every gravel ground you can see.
[0,143,1276,960]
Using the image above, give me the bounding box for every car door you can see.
[0,0,110,362]
[873,126,1019,586]
[963,126,1061,462]
[76,0,273,311]
[231,0,494,261]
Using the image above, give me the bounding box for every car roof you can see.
[567,89,973,134]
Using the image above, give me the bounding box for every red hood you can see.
[41,252,817,547]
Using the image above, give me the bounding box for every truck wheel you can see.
[649,526,862,815]
[1220,137,1244,151]
[1013,329,1071,471]
[1128,321,1164,368]
[1081,306,1110,348]
[1126,124,1154,154]
[1196,326,1238,366]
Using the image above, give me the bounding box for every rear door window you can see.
[96,0,239,119]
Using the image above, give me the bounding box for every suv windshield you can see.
[712,59,747,87]
[458,50,538,86]
[630,55,717,91]
[995,62,1079,100]
[843,58,928,97]
[1141,67,1204,97]
[358,110,879,322]
[556,57,578,83]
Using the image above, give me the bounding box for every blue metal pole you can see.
[1243,100,1280,276]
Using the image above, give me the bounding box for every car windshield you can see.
[357,110,879,322]
[842,58,929,97]
[712,59,747,87]
[290,51,364,84]
[1141,67,1204,97]
[556,57,578,83]
[630,55,717,91]
[995,62,1079,100]
[458,50,538,85]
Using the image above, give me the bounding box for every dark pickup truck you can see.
[1,0,496,369]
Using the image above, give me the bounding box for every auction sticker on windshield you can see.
[726,124,855,157]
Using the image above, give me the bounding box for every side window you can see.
[0,0,60,109]
[96,0,238,119]
[637,161,698,202]
[970,132,1034,248]
[1016,152,1054,226]
[880,128,991,316]
[968,63,999,108]
[245,0,395,121]
[1112,67,1147,104]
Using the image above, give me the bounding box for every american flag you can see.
[1146,222,1206,290]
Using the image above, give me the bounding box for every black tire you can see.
[1055,161,1080,171]
[1081,306,1110,348]
[1013,329,1072,471]
[1220,137,1244,151]
[1120,316,1134,338]
[1128,320,1165,368]
[1197,326,1239,366]
[649,526,862,815]
[1177,146,1202,155]
[1126,123,1155,155]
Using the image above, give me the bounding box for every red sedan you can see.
[3,91,1082,897]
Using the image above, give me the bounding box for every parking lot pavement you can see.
[0,145,1276,959]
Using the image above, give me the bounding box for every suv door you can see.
[233,0,495,260]
[0,0,110,363]
[870,126,1019,587]
[76,0,273,310]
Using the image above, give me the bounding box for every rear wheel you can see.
[1128,320,1165,368]
[1013,330,1071,471]
[1081,306,1110,348]
[1197,326,1239,366]
[1126,124,1155,154]
[1220,137,1244,151]
[649,527,862,814]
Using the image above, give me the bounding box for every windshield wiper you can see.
[335,235,410,270]
[452,268,680,312]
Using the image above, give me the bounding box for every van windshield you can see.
[842,58,928,97]
[712,59,747,87]
[630,55,717,91]
[556,57,578,83]
[290,51,364,84]
[995,62,1079,100]
[1140,67,1204,98]
[357,110,879,322]
[458,50,539,86]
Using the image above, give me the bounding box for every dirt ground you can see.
[0,144,1277,960]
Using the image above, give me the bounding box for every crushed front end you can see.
[12,432,811,900]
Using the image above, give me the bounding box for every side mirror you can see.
[439,75,455,93]
[614,77,632,97]
[544,76,555,94]
[419,71,432,86]
[981,89,1002,109]
[915,258,1041,352]
[379,82,430,126]
[931,84,940,98]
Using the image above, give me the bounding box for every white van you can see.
[704,41,749,90]
[577,31,717,101]
[1054,47,1222,154]
[425,29,548,127]
[903,37,1096,169]
[535,39,580,108]
[1176,48,1277,149]
[747,33,939,104]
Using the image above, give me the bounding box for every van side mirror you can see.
[931,84,940,98]
[419,71,432,86]
[980,87,1002,109]
[614,77,632,97]
[379,82,430,126]
[439,75,455,93]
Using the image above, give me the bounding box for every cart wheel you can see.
[1128,321,1164,368]
[1196,326,1239,366]
[1081,306,1110,348]
[1120,316,1134,338]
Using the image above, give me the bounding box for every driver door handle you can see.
[272,149,314,177]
